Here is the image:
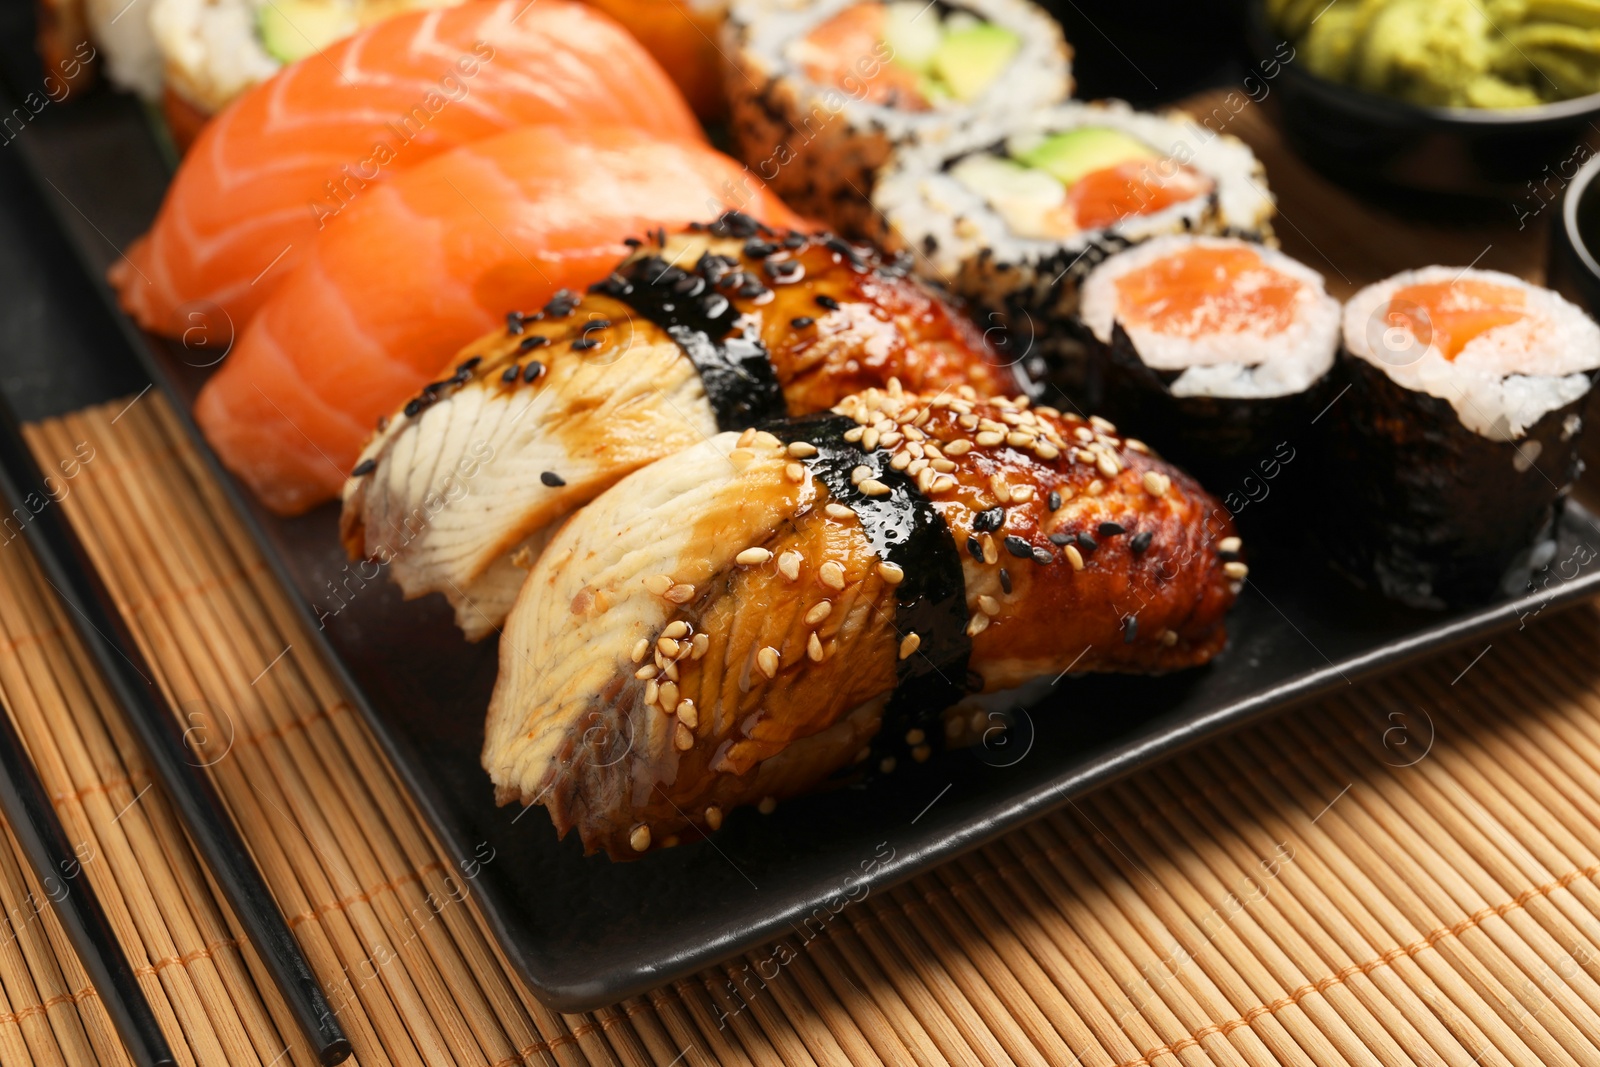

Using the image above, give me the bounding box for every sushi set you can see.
[11,0,1600,1008]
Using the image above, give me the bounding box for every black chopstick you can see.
[0,394,353,1066]
[0,694,177,1067]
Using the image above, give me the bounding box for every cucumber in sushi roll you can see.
[1078,235,1340,487]
[1331,267,1600,608]
[872,101,1276,401]
[723,0,1071,236]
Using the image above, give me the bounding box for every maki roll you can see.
[341,215,1020,639]
[723,0,1070,235]
[484,387,1241,857]
[1331,267,1600,608]
[872,101,1276,400]
[1078,235,1340,486]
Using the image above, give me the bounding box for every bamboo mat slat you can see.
[0,389,1599,1067]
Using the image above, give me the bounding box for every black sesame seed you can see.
[586,318,613,332]
[1123,616,1138,643]
[967,535,984,561]
[1048,532,1073,546]
[672,274,705,297]
[1047,491,1062,511]
[624,236,642,247]
[737,280,769,299]
[523,361,545,383]
[1098,522,1125,537]
[457,356,481,373]
[403,398,424,418]
[973,506,1005,533]
[519,335,550,351]
[783,232,806,249]
[540,471,566,487]
[999,568,1012,594]
[743,239,777,258]
[1131,531,1153,555]
[702,293,730,318]
[815,294,841,311]
[351,458,376,477]
[764,259,803,282]
[571,337,599,351]
[1032,547,1054,566]
[1004,535,1033,559]
[1077,532,1098,552]
[790,316,815,329]
[502,364,520,383]
[505,315,525,336]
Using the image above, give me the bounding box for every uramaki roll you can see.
[485,387,1242,857]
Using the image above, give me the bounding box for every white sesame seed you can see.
[1087,479,1105,496]
[844,426,865,442]
[1224,561,1250,580]
[862,428,880,450]
[787,441,818,458]
[691,633,709,659]
[943,439,972,456]
[630,638,649,663]
[805,601,832,625]
[966,613,990,636]
[1219,536,1243,553]
[665,583,696,604]
[807,631,824,661]
[1035,443,1060,460]
[1090,415,1117,433]
[1065,544,1085,570]
[757,646,780,678]
[1143,471,1171,497]
[644,679,659,706]
[978,595,999,616]
[779,551,802,580]
[1161,629,1179,647]
[736,428,757,447]
[1005,431,1031,448]
[878,561,905,585]
[644,574,673,596]
[923,442,943,459]
[879,431,902,448]
[899,633,920,659]
[728,448,754,470]
[931,459,956,473]
[1010,486,1034,504]
[752,431,780,450]
[859,478,891,496]
[819,561,847,589]
[980,533,998,565]
[657,636,680,657]
[887,375,903,396]
[916,467,935,493]
[663,662,679,681]
[891,451,912,471]
[958,414,979,430]
[825,502,854,520]
[736,547,773,566]
[635,664,658,680]
[851,465,871,485]
[758,796,778,814]
[674,721,694,751]
[975,431,1004,447]
[660,680,679,710]
[1097,453,1120,479]
[663,620,690,639]
[932,475,956,493]
[704,805,723,830]
[1075,448,1097,465]
[630,825,652,851]
[785,462,806,483]
[1126,439,1150,454]
[909,458,929,477]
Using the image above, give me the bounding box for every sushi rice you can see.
[723,0,1070,235]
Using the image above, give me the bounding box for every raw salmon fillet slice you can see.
[193,124,801,516]
[113,0,703,336]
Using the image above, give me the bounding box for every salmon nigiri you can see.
[194,124,802,516]
[114,0,702,337]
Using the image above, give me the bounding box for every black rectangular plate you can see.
[6,76,1600,1013]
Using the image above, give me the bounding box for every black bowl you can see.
[1246,2,1600,200]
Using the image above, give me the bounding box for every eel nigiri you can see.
[341,216,1020,638]
[194,128,802,517]
[113,0,703,336]
[485,388,1241,857]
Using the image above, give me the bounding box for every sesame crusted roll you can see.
[484,387,1241,858]
[340,213,1017,639]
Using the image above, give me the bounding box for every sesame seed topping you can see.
[825,503,854,520]
[787,441,818,458]
[943,439,972,456]
[1031,547,1054,565]
[999,568,1011,594]
[663,620,690,639]
[859,478,890,497]
[570,337,600,352]
[757,646,780,678]
[1097,453,1121,479]
[758,796,778,814]
[644,679,659,705]
[975,431,1004,447]
[635,664,657,680]
[899,632,920,659]
[692,633,708,658]
[502,364,519,383]
[1065,544,1085,570]
[1124,616,1138,643]
[805,601,832,625]
[779,551,802,580]
[1099,522,1125,537]
[629,825,652,852]
[967,613,990,637]
[540,471,566,487]
[674,722,695,751]
[523,361,545,383]
[736,547,772,565]
[1131,531,1153,555]
[660,680,679,709]
[351,458,376,477]
[819,561,847,589]
[815,294,840,311]
[1219,536,1243,553]
[1004,535,1033,559]
[1010,486,1034,504]
[978,595,999,616]
[967,535,984,560]
[1143,471,1171,497]
[737,428,757,447]
[808,632,824,661]
[630,638,649,662]
[1047,490,1062,511]
[704,805,724,830]
[980,533,998,565]
[1077,532,1098,553]
[878,561,905,585]
[785,462,807,483]
[1087,479,1105,496]
[791,316,815,329]
[1048,532,1072,546]
[657,636,680,657]
[1224,561,1250,580]
[1161,629,1179,647]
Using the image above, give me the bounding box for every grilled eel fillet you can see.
[339,216,1015,639]
[485,387,1242,858]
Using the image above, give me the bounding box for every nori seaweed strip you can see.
[1092,321,1337,490]
[763,413,973,737]
[1324,355,1589,609]
[593,255,787,430]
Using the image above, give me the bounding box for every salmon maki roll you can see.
[114,0,703,337]
[340,217,1020,638]
[484,387,1241,857]
[194,128,802,517]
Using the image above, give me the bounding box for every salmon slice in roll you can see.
[340,213,1018,639]
[485,386,1242,858]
